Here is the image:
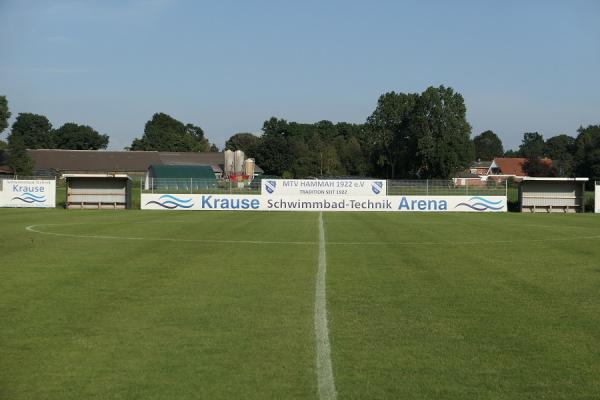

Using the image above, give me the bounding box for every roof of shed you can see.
[27,149,263,174]
[29,149,162,172]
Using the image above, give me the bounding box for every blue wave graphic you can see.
[145,194,194,209]
[467,196,503,205]
[22,192,46,199]
[11,193,47,203]
[455,202,504,211]
[158,194,192,203]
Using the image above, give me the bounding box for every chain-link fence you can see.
[387,179,507,196]
[142,177,508,196]
[143,178,261,194]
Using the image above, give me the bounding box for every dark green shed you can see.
[146,165,218,191]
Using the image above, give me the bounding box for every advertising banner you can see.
[142,193,507,212]
[261,179,386,196]
[0,179,56,208]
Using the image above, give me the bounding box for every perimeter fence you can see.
[142,177,509,196]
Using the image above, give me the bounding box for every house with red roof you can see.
[487,157,553,181]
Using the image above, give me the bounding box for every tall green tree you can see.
[225,133,260,155]
[473,130,503,160]
[523,156,556,177]
[53,123,109,150]
[252,117,292,175]
[518,132,545,158]
[9,113,54,149]
[410,86,473,178]
[574,125,600,183]
[130,113,211,152]
[366,91,418,178]
[544,134,575,176]
[7,134,34,175]
[0,95,10,134]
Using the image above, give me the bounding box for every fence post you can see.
[190,178,193,194]
[426,179,429,196]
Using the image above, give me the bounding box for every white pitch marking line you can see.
[315,212,337,400]
[24,224,315,246]
[24,224,600,247]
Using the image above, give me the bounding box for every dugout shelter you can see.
[519,177,588,213]
[64,173,132,209]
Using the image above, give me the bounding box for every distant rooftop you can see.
[27,149,263,174]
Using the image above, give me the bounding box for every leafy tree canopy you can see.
[248,117,368,177]
[523,156,557,177]
[53,123,109,150]
[225,133,260,155]
[130,113,212,152]
[7,134,34,175]
[473,130,503,160]
[574,125,600,183]
[410,86,473,178]
[0,95,10,134]
[9,113,54,149]
[366,91,418,178]
[545,134,575,176]
[518,132,545,158]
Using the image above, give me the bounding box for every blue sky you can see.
[1,0,598,150]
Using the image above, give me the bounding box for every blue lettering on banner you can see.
[12,184,45,193]
[398,196,448,211]
[200,195,260,210]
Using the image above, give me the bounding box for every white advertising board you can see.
[0,179,56,208]
[594,181,600,213]
[142,194,506,212]
[261,179,386,196]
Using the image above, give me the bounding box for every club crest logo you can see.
[265,180,277,194]
[371,181,383,195]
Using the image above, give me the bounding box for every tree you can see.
[544,134,575,176]
[503,149,518,157]
[518,132,545,158]
[366,91,418,178]
[225,133,260,155]
[0,95,10,134]
[574,125,600,184]
[9,113,54,149]
[523,156,556,177]
[252,117,292,175]
[53,123,109,150]
[473,130,503,160]
[130,113,211,152]
[185,123,211,151]
[410,86,473,178]
[7,134,34,175]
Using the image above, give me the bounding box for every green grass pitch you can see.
[1,209,599,399]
